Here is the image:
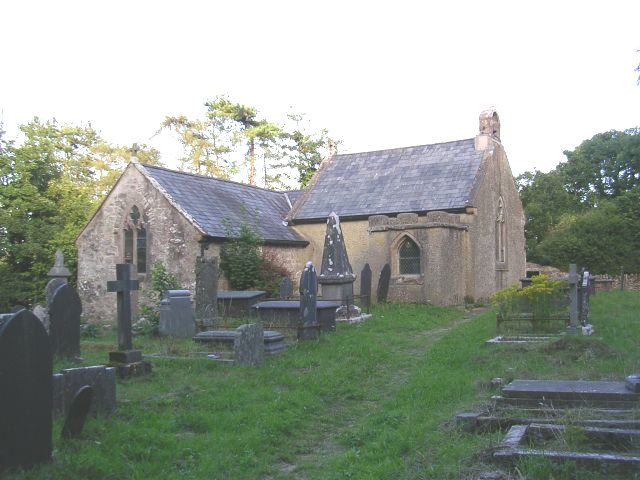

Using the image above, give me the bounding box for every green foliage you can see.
[518,127,640,273]
[0,118,161,310]
[219,220,264,290]
[161,97,335,189]
[491,275,567,321]
[139,261,181,334]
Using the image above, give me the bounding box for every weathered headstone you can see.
[49,283,82,358]
[279,277,293,299]
[45,278,66,306]
[299,261,319,340]
[318,212,356,304]
[0,310,53,469]
[580,270,591,325]
[377,263,391,302]
[159,290,196,338]
[195,256,218,328]
[32,304,50,333]
[234,323,265,365]
[61,385,93,439]
[360,263,372,311]
[107,263,139,352]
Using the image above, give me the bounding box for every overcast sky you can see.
[1,0,639,180]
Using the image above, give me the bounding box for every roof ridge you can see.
[140,163,291,196]
[336,137,475,157]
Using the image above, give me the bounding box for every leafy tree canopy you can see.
[517,128,640,274]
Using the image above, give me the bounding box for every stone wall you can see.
[593,273,640,292]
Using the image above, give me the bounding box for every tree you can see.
[518,127,640,273]
[205,96,284,187]
[560,128,640,203]
[280,113,332,188]
[0,118,161,310]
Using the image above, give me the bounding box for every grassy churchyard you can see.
[5,291,640,480]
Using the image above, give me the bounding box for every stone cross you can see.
[107,264,139,351]
[568,263,579,329]
[299,261,318,340]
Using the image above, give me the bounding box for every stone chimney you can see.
[475,108,501,151]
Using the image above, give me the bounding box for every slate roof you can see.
[139,164,307,245]
[291,139,486,221]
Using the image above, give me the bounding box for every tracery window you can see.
[399,237,421,275]
[124,206,147,273]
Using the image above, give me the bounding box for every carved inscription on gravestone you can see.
[0,310,53,469]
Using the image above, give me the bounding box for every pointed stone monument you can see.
[318,212,356,304]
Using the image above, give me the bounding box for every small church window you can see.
[123,206,147,274]
[399,237,421,275]
[496,197,506,263]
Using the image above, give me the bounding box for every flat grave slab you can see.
[496,379,640,409]
[253,300,340,340]
[217,290,266,317]
[193,329,288,356]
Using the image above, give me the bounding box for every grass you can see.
[4,291,640,479]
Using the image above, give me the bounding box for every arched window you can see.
[399,237,421,275]
[123,206,147,273]
[496,197,506,263]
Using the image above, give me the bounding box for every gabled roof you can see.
[139,164,307,245]
[290,138,486,222]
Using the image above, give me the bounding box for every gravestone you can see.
[61,385,93,439]
[299,261,319,340]
[49,283,82,358]
[32,304,50,333]
[580,270,591,325]
[0,310,53,469]
[217,290,266,317]
[107,264,150,376]
[195,256,218,328]
[318,212,356,303]
[45,249,71,305]
[159,290,196,338]
[360,263,372,311]
[377,264,391,302]
[107,264,139,352]
[233,323,265,365]
[279,277,293,299]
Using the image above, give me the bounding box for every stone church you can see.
[76,108,525,322]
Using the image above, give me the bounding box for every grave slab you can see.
[217,290,266,317]
[193,329,288,356]
[253,299,340,340]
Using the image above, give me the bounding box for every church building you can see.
[76,108,526,322]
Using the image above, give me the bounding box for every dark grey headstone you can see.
[49,283,82,358]
[61,385,93,439]
[299,262,319,340]
[0,310,53,469]
[377,264,391,302]
[107,263,139,351]
[195,256,218,327]
[279,277,293,299]
[360,263,372,310]
[159,290,196,338]
[234,323,264,365]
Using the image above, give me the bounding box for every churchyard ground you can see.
[5,291,640,480]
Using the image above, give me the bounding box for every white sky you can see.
[1,0,639,180]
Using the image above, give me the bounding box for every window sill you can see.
[391,274,424,285]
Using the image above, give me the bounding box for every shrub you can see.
[139,261,180,334]
[491,275,567,321]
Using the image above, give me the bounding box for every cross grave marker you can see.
[107,263,139,351]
